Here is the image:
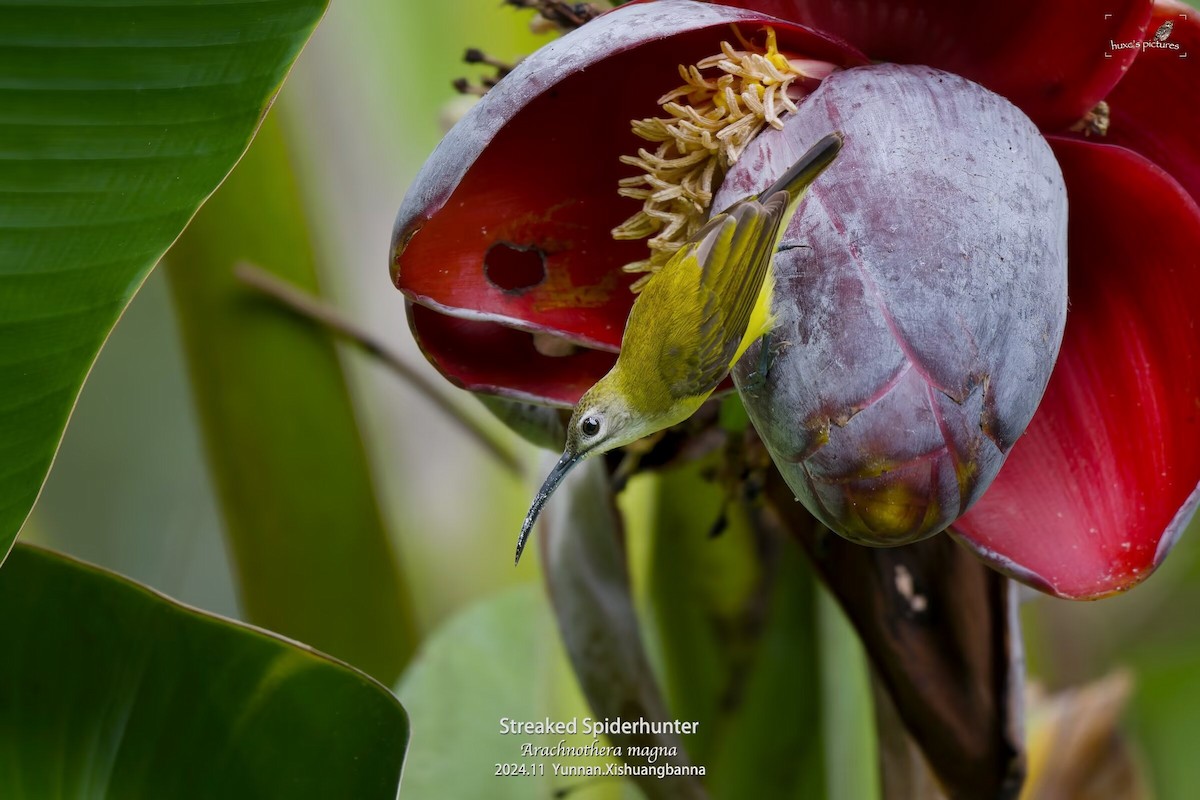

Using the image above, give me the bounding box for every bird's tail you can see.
[729,133,843,362]
[754,131,843,290]
[761,131,844,223]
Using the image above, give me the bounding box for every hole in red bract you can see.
[484,242,547,293]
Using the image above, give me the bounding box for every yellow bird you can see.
[515,132,844,564]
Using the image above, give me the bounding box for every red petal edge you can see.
[1102,0,1200,206]
[953,137,1200,599]
[395,0,866,405]
[408,304,615,408]
[718,0,1153,131]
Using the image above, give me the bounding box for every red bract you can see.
[392,0,1200,599]
[393,2,867,406]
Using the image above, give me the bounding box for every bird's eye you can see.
[580,416,601,438]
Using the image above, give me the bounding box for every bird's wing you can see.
[654,191,790,398]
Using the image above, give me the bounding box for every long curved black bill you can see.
[515,451,580,565]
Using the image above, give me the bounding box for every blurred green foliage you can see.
[397,585,626,800]
[279,0,547,631]
[647,461,826,798]
[1024,515,1200,799]
[165,113,415,684]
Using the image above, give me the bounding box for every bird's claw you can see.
[741,333,775,393]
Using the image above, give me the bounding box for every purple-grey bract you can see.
[717,65,1068,545]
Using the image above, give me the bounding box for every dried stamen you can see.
[452,48,525,98]
[452,77,488,97]
[1069,100,1110,138]
[612,27,837,289]
[464,48,518,77]
[505,0,609,34]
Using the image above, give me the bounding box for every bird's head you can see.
[514,376,643,564]
[564,381,644,459]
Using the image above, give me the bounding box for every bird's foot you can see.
[741,333,775,393]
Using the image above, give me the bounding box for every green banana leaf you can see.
[0,0,327,560]
[0,544,407,798]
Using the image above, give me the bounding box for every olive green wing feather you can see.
[654,191,791,399]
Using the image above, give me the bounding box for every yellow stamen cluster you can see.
[612,28,835,289]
